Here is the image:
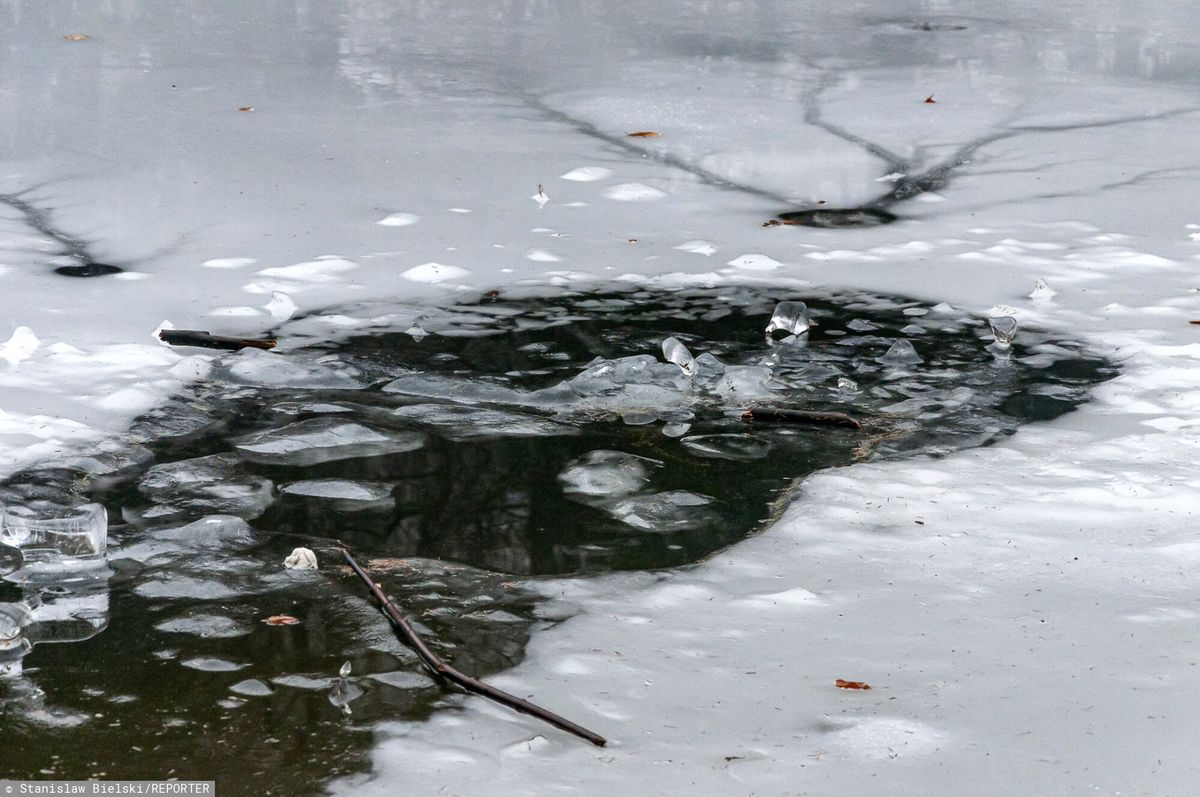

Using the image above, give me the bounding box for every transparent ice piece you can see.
[391,404,572,441]
[680,434,772,461]
[765,301,812,337]
[234,418,426,466]
[136,454,275,523]
[837,376,859,392]
[558,450,661,503]
[0,503,107,572]
[609,491,717,532]
[662,337,695,374]
[0,601,33,654]
[879,339,923,365]
[988,316,1018,348]
[661,421,691,438]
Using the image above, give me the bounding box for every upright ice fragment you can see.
[661,337,695,374]
[989,316,1018,348]
[765,301,813,337]
[879,339,923,365]
[0,503,108,573]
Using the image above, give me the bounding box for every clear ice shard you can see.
[390,404,572,441]
[988,316,1019,347]
[0,503,108,573]
[233,418,426,465]
[765,301,813,337]
[609,491,717,532]
[879,339,923,365]
[136,454,275,523]
[558,450,661,503]
[662,337,695,374]
[680,434,773,461]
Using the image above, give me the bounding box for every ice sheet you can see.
[1,1,1198,794]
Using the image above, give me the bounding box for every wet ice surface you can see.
[2,0,1200,794]
[0,285,1112,789]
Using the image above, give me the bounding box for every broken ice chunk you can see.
[283,547,319,571]
[234,418,426,466]
[661,337,695,374]
[338,661,352,678]
[837,376,860,392]
[609,491,717,532]
[558,450,661,503]
[1,503,108,572]
[680,434,772,461]
[135,454,274,523]
[390,404,572,441]
[765,301,813,337]
[988,316,1018,348]
[879,339,923,366]
[1029,279,1056,301]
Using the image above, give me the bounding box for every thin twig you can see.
[341,548,608,747]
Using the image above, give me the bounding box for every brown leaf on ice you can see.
[238,106,254,112]
[627,131,661,138]
[835,679,872,690]
[1189,320,1200,325]
[923,95,937,104]
[263,615,301,626]
[63,34,90,41]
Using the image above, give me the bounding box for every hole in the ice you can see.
[0,285,1116,786]
[53,262,124,278]
[773,208,899,228]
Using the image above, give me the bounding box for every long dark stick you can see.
[341,549,607,747]
[741,406,862,430]
[158,329,277,351]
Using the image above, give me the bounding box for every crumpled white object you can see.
[283,546,318,570]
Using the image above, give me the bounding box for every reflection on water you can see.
[0,285,1115,791]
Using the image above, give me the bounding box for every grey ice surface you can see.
[1,1,1199,795]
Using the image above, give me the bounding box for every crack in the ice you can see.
[516,93,792,204]
[0,188,122,277]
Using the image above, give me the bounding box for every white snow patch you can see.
[401,262,472,283]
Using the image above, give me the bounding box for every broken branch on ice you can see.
[341,548,608,747]
[158,329,277,351]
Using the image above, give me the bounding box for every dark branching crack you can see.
[522,77,1200,230]
[0,187,123,277]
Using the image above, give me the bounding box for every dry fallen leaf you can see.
[924,95,937,104]
[835,679,872,690]
[1189,320,1200,325]
[627,131,661,138]
[263,615,300,626]
[63,34,90,41]
[238,106,254,112]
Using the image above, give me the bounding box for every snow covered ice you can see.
[1,0,1199,794]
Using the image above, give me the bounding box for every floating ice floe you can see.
[558,450,661,503]
[726,254,782,271]
[234,418,427,466]
[879,339,923,366]
[391,404,571,441]
[136,454,275,524]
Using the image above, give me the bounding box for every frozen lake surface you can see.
[1,1,1198,794]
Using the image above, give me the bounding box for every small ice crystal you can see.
[837,376,859,392]
[405,323,427,342]
[1029,279,1056,301]
[339,661,352,678]
[879,339,922,366]
[765,301,812,337]
[661,337,695,374]
[989,316,1018,348]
